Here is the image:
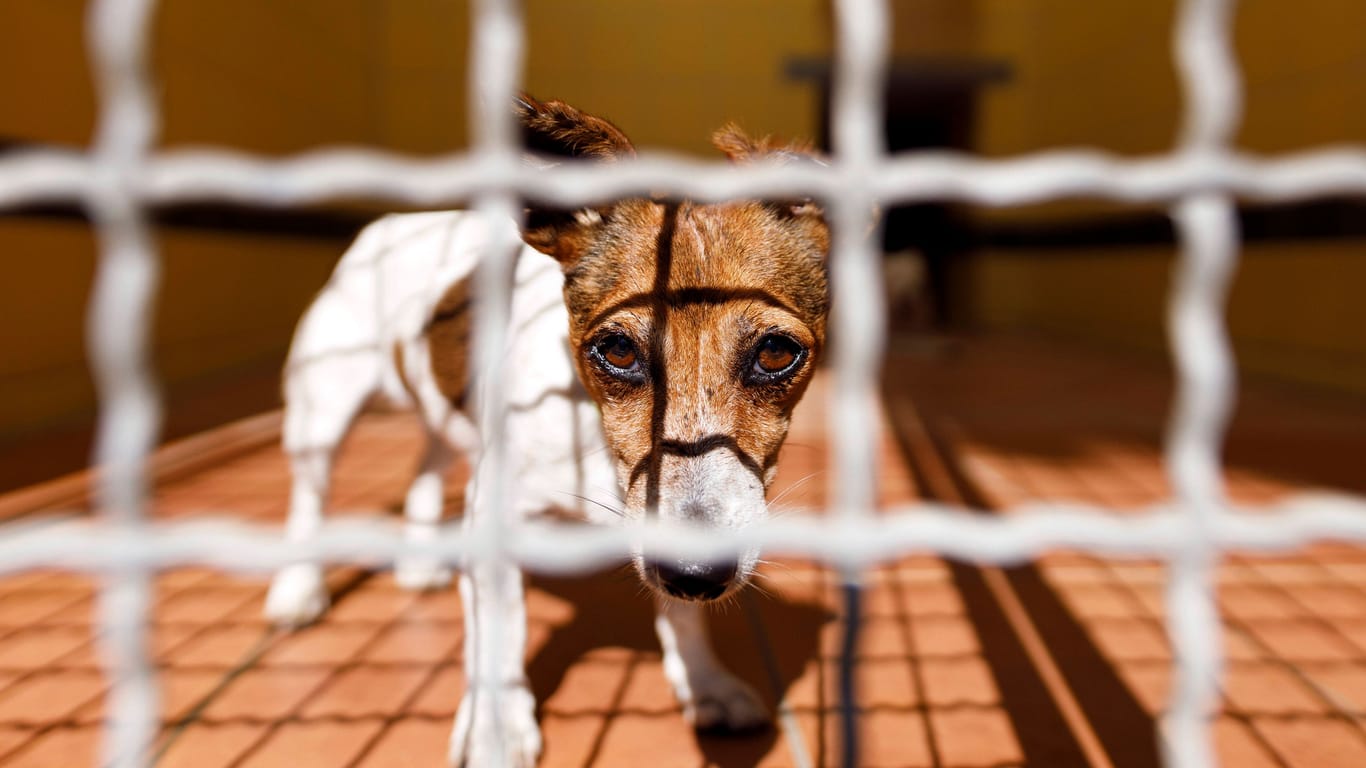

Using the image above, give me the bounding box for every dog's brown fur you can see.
[427,277,475,410]
[518,96,829,515]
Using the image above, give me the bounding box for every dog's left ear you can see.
[714,123,829,253]
[517,95,635,265]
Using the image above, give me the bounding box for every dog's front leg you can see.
[655,598,770,732]
[448,552,539,766]
[395,433,455,591]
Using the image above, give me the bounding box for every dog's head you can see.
[517,96,829,602]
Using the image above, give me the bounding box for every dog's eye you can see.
[591,333,643,380]
[749,335,805,382]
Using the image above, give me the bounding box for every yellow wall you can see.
[0,1,95,146]
[1,220,96,439]
[954,1,1366,398]
[523,0,827,155]
[7,1,1363,156]
[973,0,1366,157]
[0,1,996,157]
[1236,0,1366,154]
[0,1,833,156]
[0,217,343,447]
[976,0,1180,157]
[962,239,1366,397]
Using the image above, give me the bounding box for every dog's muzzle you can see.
[647,560,738,601]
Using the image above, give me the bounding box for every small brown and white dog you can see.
[264,96,830,766]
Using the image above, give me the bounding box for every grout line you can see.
[342,635,466,767]
[890,388,1118,768]
[148,627,281,765]
[575,650,643,767]
[1095,561,1296,768]
[0,682,108,766]
[1218,585,1366,746]
[884,573,946,767]
[151,568,375,766]
[934,385,1366,764]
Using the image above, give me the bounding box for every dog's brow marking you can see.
[629,434,765,489]
[585,287,800,333]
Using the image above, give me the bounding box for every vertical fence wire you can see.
[1164,0,1243,765]
[468,0,525,764]
[828,0,889,530]
[85,0,162,765]
[829,1,890,764]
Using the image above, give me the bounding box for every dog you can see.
[263,95,830,766]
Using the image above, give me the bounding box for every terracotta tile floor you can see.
[2,334,1365,766]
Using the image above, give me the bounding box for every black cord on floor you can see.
[839,579,861,768]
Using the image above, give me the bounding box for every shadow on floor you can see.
[527,568,834,768]
[882,356,1166,768]
[884,334,1366,497]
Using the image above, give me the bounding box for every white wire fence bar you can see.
[9,145,1366,210]
[1164,0,1243,762]
[464,0,526,761]
[827,1,890,760]
[84,0,162,766]
[3,497,1365,577]
[0,0,1361,766]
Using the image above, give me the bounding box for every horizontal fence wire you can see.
[0,0,1361,765]
[8,146,1366,209]
[1,498,1364,575]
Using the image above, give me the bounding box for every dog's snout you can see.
[650,560,737,601]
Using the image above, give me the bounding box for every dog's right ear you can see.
[517,95,635,162]
[516,95,635,265]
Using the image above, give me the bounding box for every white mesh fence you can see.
[0,0,1365,766]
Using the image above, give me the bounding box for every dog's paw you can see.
[682,670,770,733]
[394,557,454,591]
[448,684,541,768]
[264,563,329,628]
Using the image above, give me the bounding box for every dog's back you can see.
[282,208,614,517]
[286,211,483,414]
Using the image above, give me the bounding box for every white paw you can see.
[681,670,771,733]
[448,684,541,768]
[394,557,454,591]
[264,563,329,628]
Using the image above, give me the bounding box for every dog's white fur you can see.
[265,210,767,766]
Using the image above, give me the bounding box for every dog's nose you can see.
[650,561,738,601]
